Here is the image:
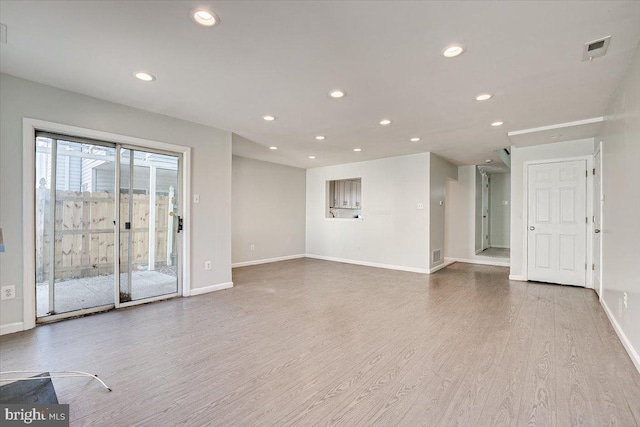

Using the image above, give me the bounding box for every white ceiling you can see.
[1,1,639,169]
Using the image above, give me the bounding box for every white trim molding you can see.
[232,254,306,268]
[507,117,604,137]
[508,275,527,281]
[189,282,233,296]
[0,322,26,336]
[601,299,640,374]
[445,257,510,268]
[428,262,452,274]
[306,254,430,274]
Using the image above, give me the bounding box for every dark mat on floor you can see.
[0,373,59,404]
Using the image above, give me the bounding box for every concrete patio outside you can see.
[36,270,177,318]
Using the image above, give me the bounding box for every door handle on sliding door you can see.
[177,216,183,233]
[529,226,535,231]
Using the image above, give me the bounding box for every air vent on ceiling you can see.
[582,36,611,62]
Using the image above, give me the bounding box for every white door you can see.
[482,173,490,250]
[593,150,602,296]
[527,160,587,286]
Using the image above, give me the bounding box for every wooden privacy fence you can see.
[36,189,176,282]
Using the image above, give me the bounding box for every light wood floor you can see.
[1,259,639,426]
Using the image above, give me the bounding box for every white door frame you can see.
[594,142,604,299]
[521,155,594,287]
[22,118,192,330]
[481,172,490,251]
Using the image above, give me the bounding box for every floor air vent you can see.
[432,249,442,264]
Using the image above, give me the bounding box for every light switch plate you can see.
[193,194,200,204]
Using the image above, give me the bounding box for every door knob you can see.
[595,229,601,233]
[529,226,535,231]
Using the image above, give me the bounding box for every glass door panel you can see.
[118,148,179,304]
[35,133,181,321]
[35,135,116,318]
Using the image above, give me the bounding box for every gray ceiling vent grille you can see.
[582,36,611,62]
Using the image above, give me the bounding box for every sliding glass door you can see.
[118,148,180,305]
[35,133,182,322]
[35,135,117,318]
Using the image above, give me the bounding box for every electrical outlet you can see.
[417,203,424,210]
[250,244,255,251]
[623,292,628,309]
[204,260,212,270]
[1,285,16,300]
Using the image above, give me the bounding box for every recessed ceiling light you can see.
[443,44,465,58]
[491,121,504,127]
[134,71,155,82]
[485,159,492,163]
[315,136,326,140]
[308,156,316,159]
[410,137,421,142]
[476,93,492,101]
[329,90,345,98]
[353,148,362,152]
[269,146,278,150]
[379,119,392,125]
[263,115,276,121]
[192,9,219,27]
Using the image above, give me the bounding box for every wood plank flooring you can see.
[1,259,639,426]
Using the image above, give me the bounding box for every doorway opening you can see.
[34,132,182,322]
[475,164,511,260]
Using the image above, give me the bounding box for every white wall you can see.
[445,165,509,266]
[489,173,510,248]
[0,74,232,330]
[232,154,306,265]
[306,153,430,272]
[429,154,458,270]
[597,44,640,370]
[509,138,594,279]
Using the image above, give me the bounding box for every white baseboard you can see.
[508,275,527,281]
[0,322,25,336]
[600,298,640,374]
[189,282,233,296]
[232,254,305,268]
[489,245,510,249]
[445,257,510,268]
[306,254,429,274]
[428,262,452,274]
